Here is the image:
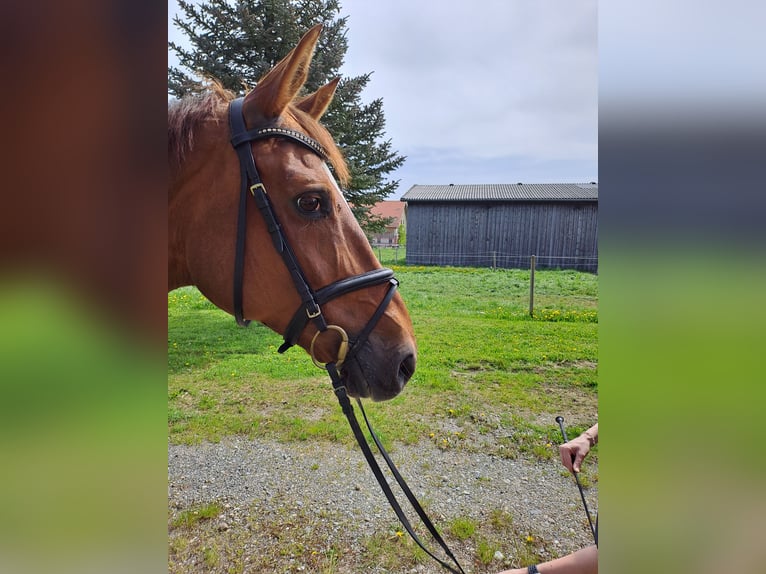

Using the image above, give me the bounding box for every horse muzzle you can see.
[339,336,416,402]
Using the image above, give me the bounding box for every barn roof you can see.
[401,183,598,202]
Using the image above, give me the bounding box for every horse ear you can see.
[295,77,340,120]
[243,24,323,122]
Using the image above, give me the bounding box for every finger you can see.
[573,451,586,473]
[560,445,575,472]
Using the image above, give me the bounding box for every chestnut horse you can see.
[167,26,416,401]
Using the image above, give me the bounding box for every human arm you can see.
[559,423,597,473]
[496,544,597,574]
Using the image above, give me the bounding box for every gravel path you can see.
[169,436,597,573]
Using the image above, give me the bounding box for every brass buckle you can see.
[310,325,349,370]
[306,306,322,319]
[249,183,266,196]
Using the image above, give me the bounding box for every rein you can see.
[228,97,466,574]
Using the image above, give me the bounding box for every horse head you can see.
[168,25,416,401]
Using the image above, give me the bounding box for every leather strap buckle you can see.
[249,183,266,196]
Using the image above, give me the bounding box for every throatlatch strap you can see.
[229,98,253,326]
[230,100,252,327]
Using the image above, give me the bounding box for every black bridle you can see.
[228,97,466,574]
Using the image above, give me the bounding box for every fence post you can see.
[529,254,536,317]
[492,251,497,270]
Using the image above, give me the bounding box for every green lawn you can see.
[168,265,598,459]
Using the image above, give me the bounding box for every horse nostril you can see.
[398,354,416,387]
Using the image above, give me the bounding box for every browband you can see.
[230,125,329,160]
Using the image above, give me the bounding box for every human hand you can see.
[559,433,591,473]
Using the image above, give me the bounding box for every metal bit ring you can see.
[309,325,349,370]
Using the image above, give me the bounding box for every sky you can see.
[169,0,598,198]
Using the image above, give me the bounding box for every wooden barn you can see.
[400,183,598,272]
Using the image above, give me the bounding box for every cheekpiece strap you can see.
[227,97,327,329]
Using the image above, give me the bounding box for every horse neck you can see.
[168,117,232,292]
[168,179,191,292]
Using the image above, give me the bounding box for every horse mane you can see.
[167,81,233,170]
[168,80,349,186]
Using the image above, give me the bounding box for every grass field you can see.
[168,264,597,457]
[168,263,597,571]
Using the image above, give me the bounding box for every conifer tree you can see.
[169,0,403,234]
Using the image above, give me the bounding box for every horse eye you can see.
[296,194,323,213]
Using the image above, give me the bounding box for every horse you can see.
[167,25,416,401]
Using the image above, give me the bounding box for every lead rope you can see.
[326,363,467,574]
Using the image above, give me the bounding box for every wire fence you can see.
[371,244,406,265]
[371,247,598,317]
[371,245,598,273]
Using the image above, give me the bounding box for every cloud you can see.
[340,0,597,165]
[168,0,598,190]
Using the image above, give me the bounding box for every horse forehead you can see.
[258,140,328,181]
